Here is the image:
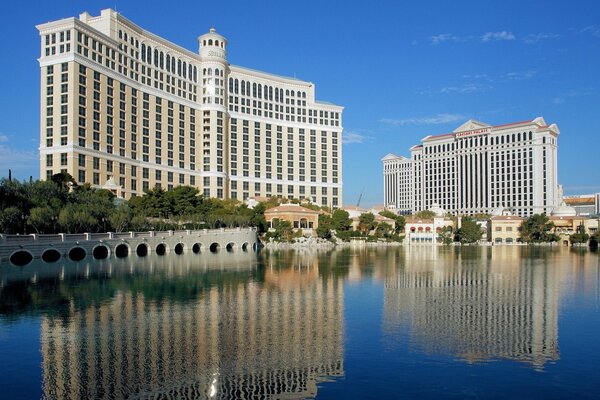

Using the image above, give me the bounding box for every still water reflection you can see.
[0,246,599,399]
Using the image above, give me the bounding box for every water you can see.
[0,246,599,399]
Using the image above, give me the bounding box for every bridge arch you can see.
[68,247,87,261]
[41,248,61,263]
[114,243,130,258]
[9,250,34,266]
[156,243,168,256]
[192,243,202,254]
[209,242,220,253]
[92,244,110,260]
[136,243,149,257]
[226,242,235,253]
[174,243,184,255]
[241,242,249,252]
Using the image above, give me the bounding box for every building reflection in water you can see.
[382,246,561,369]
[14,251,345,399]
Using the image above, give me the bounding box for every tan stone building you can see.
[488,215,525,244]
[264,204,320,231]
[37,9,343,206]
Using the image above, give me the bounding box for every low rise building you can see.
[264,204,320,232]
[404,217,453,244]
[404,204,453,244]
[340,205,395,232]
[488,215,524,244]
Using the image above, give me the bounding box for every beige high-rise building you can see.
[383,118,560,217]
[37,9,343,207]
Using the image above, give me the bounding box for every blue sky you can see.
[1,0,599,206]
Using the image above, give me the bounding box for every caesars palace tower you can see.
[37,9,343,207]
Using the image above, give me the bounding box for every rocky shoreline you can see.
[262,236,403,250]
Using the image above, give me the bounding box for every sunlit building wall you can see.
[37,9,343,207]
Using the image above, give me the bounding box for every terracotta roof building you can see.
[264,204,320,231]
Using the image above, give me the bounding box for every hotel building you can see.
[37,9,343,207]
[383,118,559,217]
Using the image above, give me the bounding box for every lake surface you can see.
[0,246,599,399]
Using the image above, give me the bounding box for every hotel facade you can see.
[383,118,560,217]
[37,9,343,207]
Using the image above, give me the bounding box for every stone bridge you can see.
[0,228,259,266]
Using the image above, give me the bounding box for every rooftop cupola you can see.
[198,27,228,62]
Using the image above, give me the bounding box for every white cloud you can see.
[343,131,369,144]
[552,97,564,105]
[523,33,559,44]
[580,26,600,38]
[481,31,516,42]
[0,132,38,180]
[430,33,461,45]
[380,113,466,126]
[441,83,489,93]
[502,70,536,80]
[462,74,489,80]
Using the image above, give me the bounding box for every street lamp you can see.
[51,215,57,234]
[102,217,107,233]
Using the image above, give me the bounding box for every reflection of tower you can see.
[40,259,344,398]
[382,246,561,369]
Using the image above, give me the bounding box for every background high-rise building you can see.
[383,118,560,217]
[37,9,343,207]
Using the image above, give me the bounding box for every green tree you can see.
[28,206,57,234]
[109,205,133,232]
[570,232,589,244]
[59,204,97,233]
[520,214,559,243]
[164,186,199,216]
[331,209,352,231]
[414,210,436,219]
[375,222,393,238]
[0,206,22,234]
[437,226,454,245]
[590,229,600,249]
[457,217,483,244]
[316,215,333,239]
[379,210,406,232]
[265,218,293,242]
[358,213,376,234]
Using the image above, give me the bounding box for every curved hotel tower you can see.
[37,9,343,207]
[383,118,559,216]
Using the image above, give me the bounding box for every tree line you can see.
[0,173,267,234]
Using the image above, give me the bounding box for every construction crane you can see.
[356,188,364,207]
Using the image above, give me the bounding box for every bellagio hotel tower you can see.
[37,9,343,207]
